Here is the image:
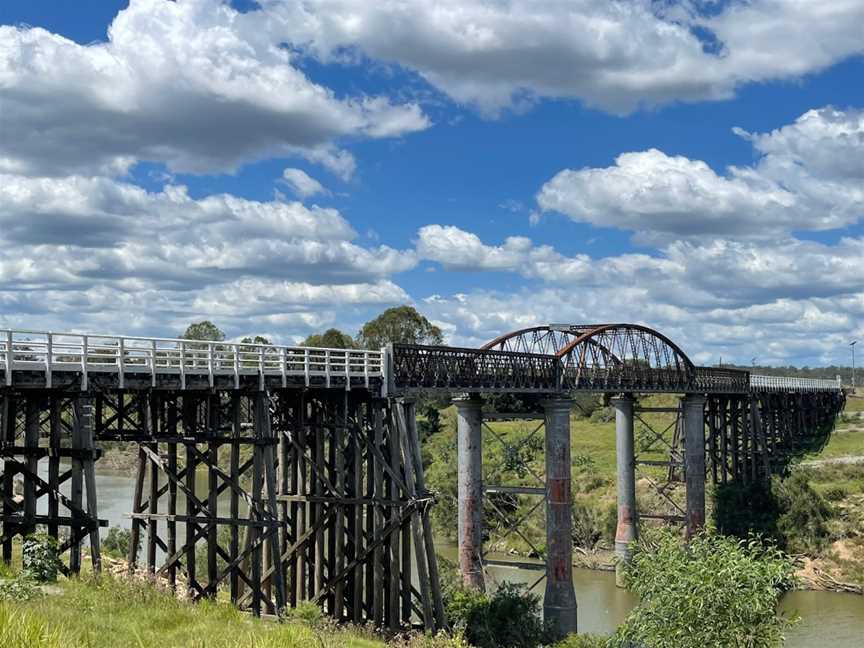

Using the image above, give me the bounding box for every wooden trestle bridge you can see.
[0,324,845,637]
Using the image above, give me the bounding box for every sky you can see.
[0,0,862,367]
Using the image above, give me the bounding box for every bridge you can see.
[0,324,845,637]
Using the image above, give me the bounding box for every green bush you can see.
[22,534,61,583]
[713,472,834,554]
[552,634,608,648]
[571,499,615,550]
[823,486,848,501]
[775,472,833,554]
[102,526,138,559]
[612,529,796,648]
[589,407,614,424]
[445,583,551,648]
[0,577,42,602]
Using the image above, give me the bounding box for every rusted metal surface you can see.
[542,398,578,638]
[455,395,485,591]
[612,394,637,586]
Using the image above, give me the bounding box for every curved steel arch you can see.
[482,323,696,393]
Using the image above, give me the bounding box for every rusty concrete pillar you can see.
[612,394,637,587]
[454,394,484,590]
[543,397,577,638]
[683,394,707,538]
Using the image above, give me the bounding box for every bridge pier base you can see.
[455,394,485,591]
[612,394,637,587]
[684,394,707,538]
[543,397,578,638]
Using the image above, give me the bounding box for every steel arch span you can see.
[483,323,698,393]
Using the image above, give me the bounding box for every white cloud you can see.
[281,168,327,198]
[0,171,417,339]
[416,223,864,364]
[264,0,864,114]
[536,107,864,238]
[0,0,429,177]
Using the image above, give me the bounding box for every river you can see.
[44,465,864,645]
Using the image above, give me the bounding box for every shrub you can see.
[571,499,615,550]
[589,407,614,424]
[713,472,834,554]
[445,582,551,648]
[775,472,833,554]
[22,534,61,583]
[0,577,42,602]
[823,486,848,501]
[103,526,137,559]
[612,529,796,648]
[553,634,608,648]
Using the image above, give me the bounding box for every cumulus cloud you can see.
[416,223,864,363]
[536,107,864,237]
[0,172,417,339]
[263,0,864,114]
[281,168,327,198]
[0,0,429,177]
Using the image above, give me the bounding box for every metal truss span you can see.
[391,324,843,396]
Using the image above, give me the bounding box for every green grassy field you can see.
[0,572,394,648]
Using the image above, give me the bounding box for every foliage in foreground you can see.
[612,529,797,648]
[445,582,551,648]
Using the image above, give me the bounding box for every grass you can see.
[1,573,388,648]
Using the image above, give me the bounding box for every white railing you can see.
[0,329,383,390]
[750,374,842,393]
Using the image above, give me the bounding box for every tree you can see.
[612,529,796,648]
[241,335,272,345]
[181,321,225,341]
[356,305,443,349]
[301,328,356,349]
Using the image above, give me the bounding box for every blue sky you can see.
[0,0,862,366]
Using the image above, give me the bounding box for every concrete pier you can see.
[683,394,707,538]
[455,394,485,590]
[542,398,578,638]
[612,394,637,586]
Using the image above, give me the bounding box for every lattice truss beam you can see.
[480,413,547,592]
[0,391,104,573]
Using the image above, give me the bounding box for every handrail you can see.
[0,328,384,391]
[750,374,842,392]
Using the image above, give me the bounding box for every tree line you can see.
[180,305,443,350]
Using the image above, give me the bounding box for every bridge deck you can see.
[1,329,843,395]
[1,329,383,391]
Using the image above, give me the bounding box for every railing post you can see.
[280,347,287,388]
[258,345,265,391]
[151,339,157,388]
[81,335,88,391]
[233,343,240,389]
[118,337,125,390]
[4,330,11,386]
[325,349,331,388]
[179,341,186,390]
[364,351,370,389]
[344,349,350,391]
[208,343,214,388]
[45,332,53,389]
